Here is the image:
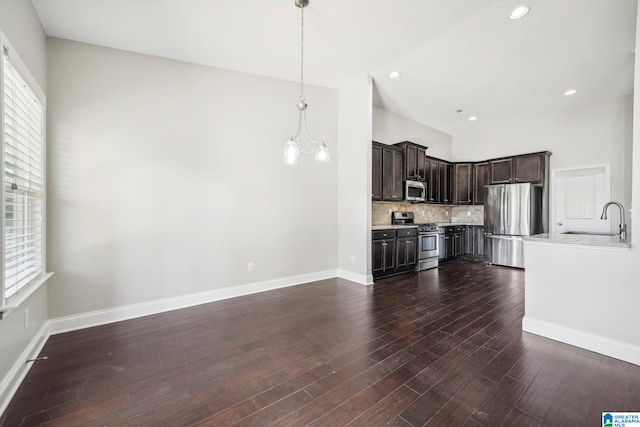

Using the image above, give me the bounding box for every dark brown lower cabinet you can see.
[396,236,417,269]
[372,238,395,276]
[474,226,485,257]
[439,225,484,262]
[372,228,418,279]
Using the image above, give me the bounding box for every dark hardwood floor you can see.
[2,258,639,426]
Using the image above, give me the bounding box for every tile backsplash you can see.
[372,202,484,225]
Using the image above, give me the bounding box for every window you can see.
[0,33,47,311]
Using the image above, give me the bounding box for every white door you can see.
[553,165,610,233]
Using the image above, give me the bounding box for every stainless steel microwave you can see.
[405,180,426,202]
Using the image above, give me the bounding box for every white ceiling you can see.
[32,0,637,136]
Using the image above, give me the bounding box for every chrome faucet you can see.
[600,201,627,239]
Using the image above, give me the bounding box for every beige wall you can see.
[373,105,453,160]
[452,96,632,214]
[46,38,339,318]
[337,75,373,283]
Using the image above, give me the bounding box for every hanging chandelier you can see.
[283,0,330,166]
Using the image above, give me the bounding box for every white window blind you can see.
[1,43,45,304]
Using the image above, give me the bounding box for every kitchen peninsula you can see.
[522,232,638,365]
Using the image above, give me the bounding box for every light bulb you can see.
[315,142,330,162]
[284,138,300,165]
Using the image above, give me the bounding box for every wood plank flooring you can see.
[2,258,640,426]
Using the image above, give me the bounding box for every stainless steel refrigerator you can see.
[484,183,544,268]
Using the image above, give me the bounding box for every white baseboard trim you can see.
[337,269,372,285]
[522,316,640,366]
[0,322,50,417]
[49,269,339,335]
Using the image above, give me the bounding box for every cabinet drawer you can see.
[372,230,395,240]
[396,228,417,238]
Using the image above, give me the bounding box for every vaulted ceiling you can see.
[32,0,637,135]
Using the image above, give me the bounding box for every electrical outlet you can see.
[350,255,355,263]
[467,210,471,216]
[445,209,449,216]
[247,262,254,272]
[24,308,29,329]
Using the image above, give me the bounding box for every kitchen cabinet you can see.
[372,229,396,277]
[465,226,474,254]
[514,152,547,183]
[373,149,550,207]
[396,235,417,269]
[372,143,383,200]
[474,226,485,257]
[439,226,465,261]
[438,233,446,260]
[426,158,439,202]
[464,225,485,257]
[490,158,513,184]
[395,141,427,182]
[438,161,452,204]
[454,163,473,205]
[372,142,404,202]
[489,152,550,185]
[372,228,418,279]
[473,162,490,205]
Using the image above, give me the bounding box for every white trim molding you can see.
[0,321,50,417]
[337,269,372,285]
[49,270,340,335]
[522,316,640,366]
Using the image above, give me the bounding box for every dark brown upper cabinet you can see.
[490,158,513,184]
[489,152,550,185]
[438,162,452,204]
[372,143,383,200]
[514,152,548,183]
[453,163,473,205]
[394,141,428,182]
[473,162,490,205]
[372,144,550,207]
[372,142,404,202]
[425,158,439,202]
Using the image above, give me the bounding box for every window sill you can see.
[0,272,54,319]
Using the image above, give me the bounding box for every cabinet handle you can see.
[382,245,386,272]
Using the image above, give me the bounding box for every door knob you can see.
[557,222,563,226]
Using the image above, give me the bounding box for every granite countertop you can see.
[524,233,631,249]
[372,224,418,230]
[372,222,483,230]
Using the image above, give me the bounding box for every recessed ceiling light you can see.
[509,6,530,20]
[468,116,478,121]
[388,71,401,79]
[564,89,578,96]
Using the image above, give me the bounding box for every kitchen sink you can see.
[562,231,618,236]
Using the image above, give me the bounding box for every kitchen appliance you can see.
[390,211,439,271]
[405,180,426,202]
[484,183,544,268]
[416,223,439,271]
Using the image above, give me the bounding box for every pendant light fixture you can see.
[283,0,329,165]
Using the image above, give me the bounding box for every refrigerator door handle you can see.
[487,235,523,241]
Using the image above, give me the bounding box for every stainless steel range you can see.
[391,212,439,271]
[416,223,439,271]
